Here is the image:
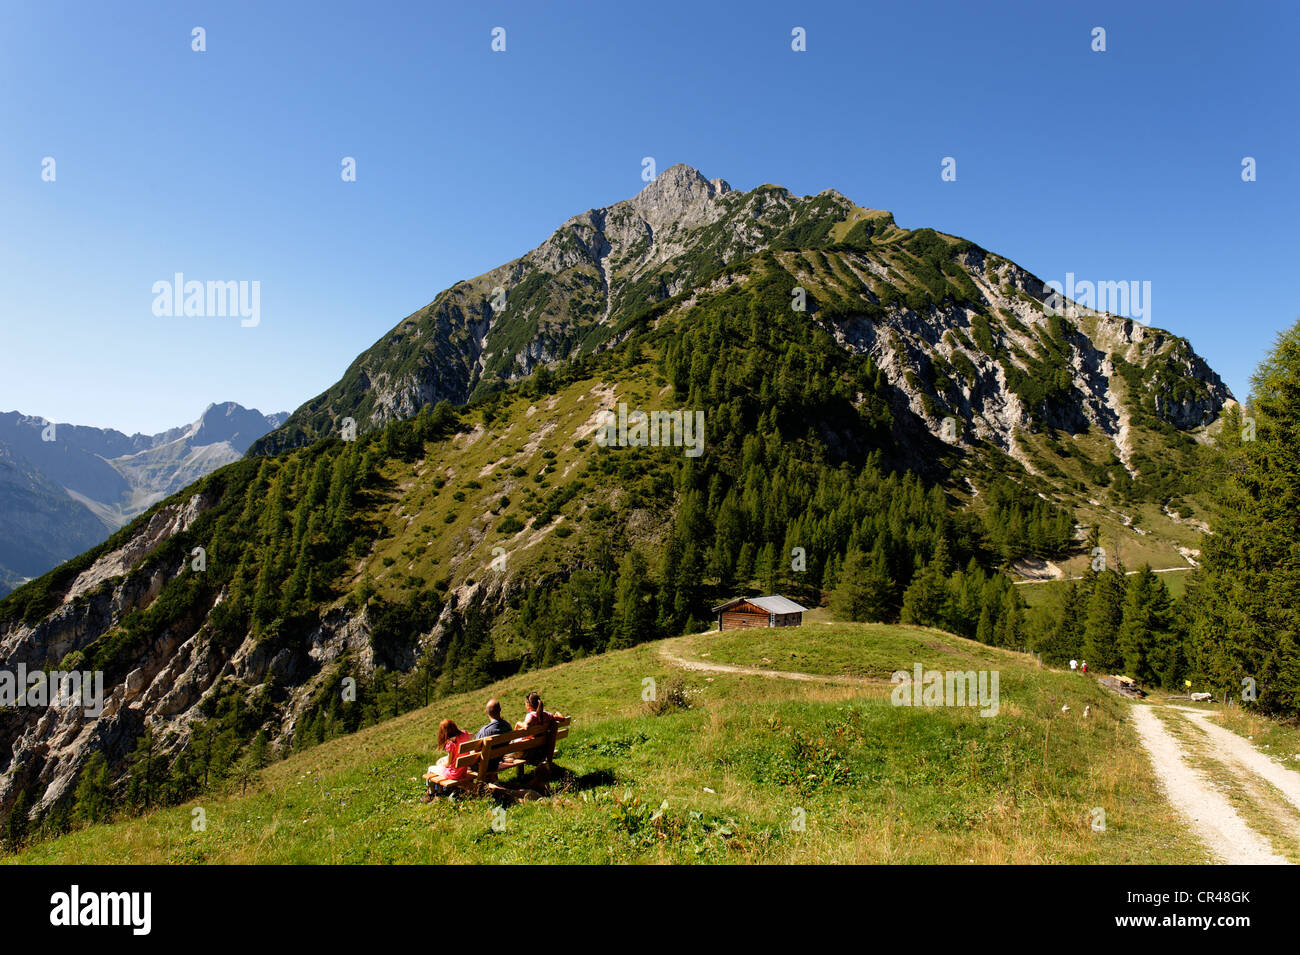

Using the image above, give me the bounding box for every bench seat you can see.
[427,717,571,794]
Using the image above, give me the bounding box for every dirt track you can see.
[1131,704,1293,864]
[658,645,881,686]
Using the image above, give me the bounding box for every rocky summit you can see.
[256,165,1230,466]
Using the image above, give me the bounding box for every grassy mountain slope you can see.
[252,166,1230,574]
[8,621,1201,865]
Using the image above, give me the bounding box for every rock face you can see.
[0,403,288,596]
[817,247,1231,471]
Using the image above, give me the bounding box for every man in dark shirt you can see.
[475,699,512,772]
[476,698,511,738]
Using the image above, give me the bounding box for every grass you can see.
[8,622,1203,864]
[1210,706,1300,767]
[675,622,1015,679]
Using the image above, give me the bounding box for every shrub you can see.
[497,516,526,534]
[645,677,694,716]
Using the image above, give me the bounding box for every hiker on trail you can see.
[422,718,471,800]
[1070,659,1078,672]
[1081,661,1088,674]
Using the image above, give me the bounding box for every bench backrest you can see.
[452,716,572,770]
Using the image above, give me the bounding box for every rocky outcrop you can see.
[818,249,1230,469]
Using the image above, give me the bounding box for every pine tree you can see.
[1034,581,1085,664]
[900,562,949,628]
[830,548,894,622]
[1082,569,1126,671]
[613,550,655,649]
[1188,319,1300,714]
[993,585,1024,649]
[73,751,114,825]
[1118,566,1175,685]
[4,790,30,850]
[125,727,157,812]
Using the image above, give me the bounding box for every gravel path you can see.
[1130,705,1289,865]
[1168,705,1300,821]
[658,645,881,686]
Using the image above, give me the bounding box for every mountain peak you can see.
[631,162,728,210]
[639,162,730,194]
[190,402,287,454]
[629,164,731,233]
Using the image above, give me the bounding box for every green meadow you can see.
[10,622,1204,865]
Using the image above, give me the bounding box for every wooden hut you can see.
[711,595,808,631]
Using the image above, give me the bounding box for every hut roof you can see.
[711,595,809,614]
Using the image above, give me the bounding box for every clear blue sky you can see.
[2,0,1295,433]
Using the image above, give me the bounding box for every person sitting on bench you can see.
[475,699,512,772]
[515,693,565,767]
[477,698,511,738]
[516,692,552,730]
[421,719,471,800]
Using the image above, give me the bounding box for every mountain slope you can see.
[254,167,855,453]
[0,447,108,592]
[254,164,1230,471]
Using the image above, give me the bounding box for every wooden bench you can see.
[429,717,572,795]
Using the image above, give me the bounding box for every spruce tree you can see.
[830,548,894,622]
[1118,566,1176,686]
[1082,568,1126,671]
[1189,318,1300,714]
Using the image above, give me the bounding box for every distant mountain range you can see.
[0,403,286,595]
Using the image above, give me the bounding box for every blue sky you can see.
[1,0,1295,433]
